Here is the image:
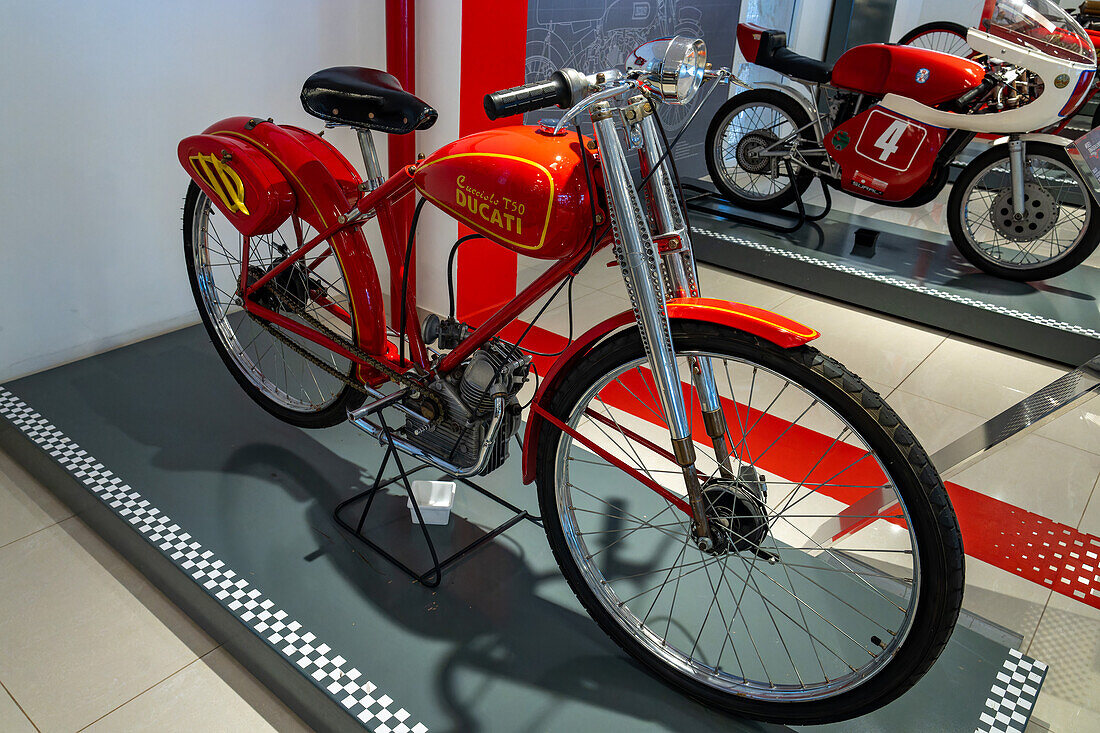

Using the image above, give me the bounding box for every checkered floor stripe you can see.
[694,226,1100,340]
[975,648,1048,733]
[0,386,426,733]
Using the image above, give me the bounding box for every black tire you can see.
[948,141,1100,281]
[898,21,973,57]
[704,89,815,211]
[1091,102,1100,134]
[183,181,364,427]
[535,321,964,724]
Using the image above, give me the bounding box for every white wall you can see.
[0,0,387,382]
[789,0,832,61]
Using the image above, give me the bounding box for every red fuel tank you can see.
[414,125,602,260]
[831,44,985,107]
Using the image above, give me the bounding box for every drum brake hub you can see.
[697,465,771,557]
[736,130,781,175]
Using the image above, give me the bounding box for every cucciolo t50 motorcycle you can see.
[707,0,1100,281]
[177,35,962,724]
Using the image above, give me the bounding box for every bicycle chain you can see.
[246,283,444,422]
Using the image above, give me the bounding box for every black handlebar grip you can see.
[956,76,996,107]
[484,76,569,120]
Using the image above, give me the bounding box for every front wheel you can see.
[948,141,1100,281]
[535,321,964,724]
[704,89,816,212]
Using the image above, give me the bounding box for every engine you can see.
[403,339,529,475]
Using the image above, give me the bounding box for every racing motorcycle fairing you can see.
[886,0,1098,133]
[826,106,950,202]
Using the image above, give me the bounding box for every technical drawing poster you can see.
[525,0,739,178]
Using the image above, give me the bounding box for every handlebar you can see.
[483,64,739,123]
[956,74,999,108]
[483,68,589,120]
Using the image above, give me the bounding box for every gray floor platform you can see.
[0,324,1049,732]
[688,185,1100,368]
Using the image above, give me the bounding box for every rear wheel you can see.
[535,321,964,723]
[898,21,974,58]
[704,89,816,211]
[183,181,365,427]
[948,141,1100,280]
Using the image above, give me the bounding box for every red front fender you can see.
[519,297,818,484]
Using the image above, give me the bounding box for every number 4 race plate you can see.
[855,109,927,172]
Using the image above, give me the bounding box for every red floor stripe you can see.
[506,320,1100,609]
[949,483,1100,608]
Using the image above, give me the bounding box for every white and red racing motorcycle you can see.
[707,0,1100,281]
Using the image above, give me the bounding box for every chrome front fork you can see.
[591,100,714,545]
[635,108,734,480]
[1009,136,1027,219]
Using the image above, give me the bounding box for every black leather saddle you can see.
[301,67,437,135]
[754,30,831,84]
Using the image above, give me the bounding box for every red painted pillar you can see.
[455,1,526,326]
[386,0,416,329]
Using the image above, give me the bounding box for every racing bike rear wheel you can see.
[898,21,974,58]
[704,89,816,212]
[535,321,964,723]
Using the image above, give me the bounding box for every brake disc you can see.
[989,181,1059,242]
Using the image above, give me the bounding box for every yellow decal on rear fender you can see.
[190,153,250,216]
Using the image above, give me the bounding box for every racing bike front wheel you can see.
[183,181,365,427]
[535,321,964,723]
[948,141,1100,281]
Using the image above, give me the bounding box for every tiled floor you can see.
[0,449,310,733]
[514,254,1100,732]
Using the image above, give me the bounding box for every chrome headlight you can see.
[658,36,707,104]
[627,36,707,105]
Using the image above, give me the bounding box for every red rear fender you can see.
[519,297,817,484]
[183,117,387,357]
[736,22,768,63]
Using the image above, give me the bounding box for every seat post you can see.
[356,128,386,191]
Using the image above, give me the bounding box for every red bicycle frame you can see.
[239,160,614,385]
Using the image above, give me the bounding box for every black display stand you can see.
[333,413,540,588]
[683,161,832,233]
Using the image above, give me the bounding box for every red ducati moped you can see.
[178,37,962,723]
